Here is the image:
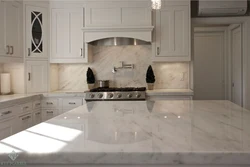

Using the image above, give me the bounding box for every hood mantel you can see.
[83,26,154,43]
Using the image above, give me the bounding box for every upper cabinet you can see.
[0,1,23,63]
[152,1,191,62]
[85,1,151,27]
[25,5,48,59]
[51,8,91,63]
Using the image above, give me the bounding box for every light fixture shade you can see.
[151,0,161,10]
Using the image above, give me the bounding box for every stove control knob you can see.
[98,94,103,98]
[127,94,133,98]
[108,93,114,98]
[89,94,95,98]
[136,94,141,98]
[117,94,122,98]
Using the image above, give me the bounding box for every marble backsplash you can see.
[57,45,190,91]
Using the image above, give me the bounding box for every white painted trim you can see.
[227,24,242,103]
[83,26,154,43]
[191,16,250,109]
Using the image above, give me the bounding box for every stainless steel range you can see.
[85,87,146,101]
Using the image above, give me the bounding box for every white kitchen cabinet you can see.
[62,98,83,110]
[6,1,22,58]
[0,106,16,121]
[51,8,90,63]
[0,118,14,140]
[85,1,151,27]
[0,1,23,62]
[33,100,42,110]
[17,101,33,114]
[153,4,190,62]
[42,109,59,121]
[25,5,48,59]
[26,60,48,93]
[42,98,59,109]
[0,1,6,57]
[14,113,33,133]
[33,109,42,125]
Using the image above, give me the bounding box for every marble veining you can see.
[57,46,189,90]
[1,100,250,165]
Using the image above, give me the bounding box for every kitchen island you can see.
[0,100,250,166]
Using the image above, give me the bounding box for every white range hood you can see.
[83,26,154,45]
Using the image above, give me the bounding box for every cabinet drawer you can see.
[33,100,42,110]
[0,106,16,121]
[14,113,33,134]
[42,109,59,121]
[18,102,33,113]
[42,98,58,108]
[33,109,42,126]
[0,118,14,140]
[62,98,82,109]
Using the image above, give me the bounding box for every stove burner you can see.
[90,87,146,92]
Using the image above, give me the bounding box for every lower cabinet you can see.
[42,109,59,121]
[0,118,14,140]
[14,113,33,133]
[33,109,42,125]
[0,96,85,140]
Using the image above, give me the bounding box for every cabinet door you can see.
[0,1,6,56]
[42,109,58,121]
[26,60,48,93]
[51,8,86,63]
[33,109,42,125]
[26,5,48,58]
[5,1,22,58]
[0,118,14,140]
[154,5,190,62]
[15,113,33,133]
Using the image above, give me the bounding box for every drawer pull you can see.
[6,45,10,54]
[69,102,76,105]
[23,106,29,110]
[35,103,41,106]
[46,111,54,114]
[22,116,31,121]
[46,102,53,105]
[35,112,41,115]
[0,111,12,117]
[10,46,14,55]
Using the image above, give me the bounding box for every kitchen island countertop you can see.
[0,100,250,166]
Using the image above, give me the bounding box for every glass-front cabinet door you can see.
[26,5,47,58]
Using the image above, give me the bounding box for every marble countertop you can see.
[43,91,86,97]
[1,100,250,165]
[0,94,41,108]
[146,89,194,96]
